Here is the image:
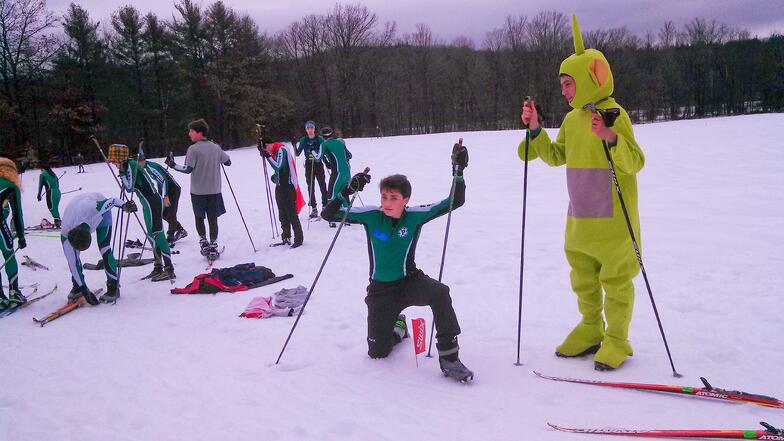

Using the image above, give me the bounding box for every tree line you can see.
[1,0,782,166]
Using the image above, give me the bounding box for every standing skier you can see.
[313,126,351,227]
[139,153,187,245]
[166,119,231,261]
[321,143,473,381]
[76,152,86,173]
[0,158,27,310]
[119,156,176,282]
[61,192,137,304]
[519,15,645,371]
[37,164,62,228]
[296,121,329,219]
[261,141,306,248]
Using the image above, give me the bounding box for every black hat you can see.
[67,225,92,251]
[320,126,334,138]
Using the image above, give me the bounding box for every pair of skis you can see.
[0,285,57,318]
[538,371,782,439]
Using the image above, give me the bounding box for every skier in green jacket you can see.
[37,165,62,228]
[0,158,26,310]
[313,126,351,226]
[519,15,645,371]
[119,157,176,282]
[322,143,473,382]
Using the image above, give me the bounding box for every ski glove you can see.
[451,144,469,174]
[37,194,42,201]
[260,148,271,158]
[17,238,27,249]
[164,155,176,168]
[122,200,138,213]
[342,172,372,197]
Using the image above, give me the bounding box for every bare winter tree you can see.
[0,0,58,155]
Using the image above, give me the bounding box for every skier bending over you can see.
[519,15,645,371]
[119,157,176,282]
[37,164,62,228]
[61,192,137,304]
[321,143,473,381]
[0,158,27,310]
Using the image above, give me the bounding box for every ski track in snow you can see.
[1,114,783,440]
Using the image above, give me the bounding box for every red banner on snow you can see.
[411,317,426,356]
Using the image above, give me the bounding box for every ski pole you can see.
[57,171,67,181]
[263,159,279,238]
[61,187,82,195]
[116,140,144,284]
[91,136,159,264]
[426,139,462,358]
[221,164,257,252]
[514,128,531,366]
[307,159,315,231]
[0,246,20,273]
[601,138,681,377]
[276,167,370,365]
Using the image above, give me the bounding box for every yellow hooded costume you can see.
[518,15,645,369]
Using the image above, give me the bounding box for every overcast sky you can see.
[47,0,783,44]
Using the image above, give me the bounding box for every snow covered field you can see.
[1,114,783,440]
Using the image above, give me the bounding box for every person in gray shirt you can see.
[166,119,231,259]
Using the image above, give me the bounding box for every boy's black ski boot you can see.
[199,237,210,256]
[100,280,120,304]
[309,207,319,219]
[142,264,164,281]
[68,284,99,305]
[439,356,474,383]
[152,265,176,282]
[206,242,221,261]
[394,314,409,341]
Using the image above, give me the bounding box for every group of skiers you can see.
[1,15,645,379]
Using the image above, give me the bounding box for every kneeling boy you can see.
[322,143,472,381]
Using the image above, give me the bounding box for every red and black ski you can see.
[547,422,784,439]
[534,371,784,409]
[33,289,103,327]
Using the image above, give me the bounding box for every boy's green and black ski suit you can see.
[120,160,173,270]
[0,178,24,295]
[322,176,466,359]
[144,160,183,239]
[37,168,61,223]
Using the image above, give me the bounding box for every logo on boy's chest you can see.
[372,227,409,241]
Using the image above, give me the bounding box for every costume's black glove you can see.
[18,238,27,249]
[122,200,138,213]
[37,194,42,202]
[341,172,371,197]
[261,148,271,158]
[451,144,469,174]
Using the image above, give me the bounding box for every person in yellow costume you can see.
[519,15,644,371]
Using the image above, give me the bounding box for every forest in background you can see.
[1,0,782,165]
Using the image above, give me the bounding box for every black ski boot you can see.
[206,242,221,261]
[151,266,176,282]
[309,207,319,219]
[54,218,62,229]
[394,314,409,340]
[439,356,474,383]
[555,344,601,358]
[594,361,615,372]
[100,280,120,304]
[142,265,164,281]
[8,289,27,307]
[199,238,210,256]
[329,222,337,228]
[69,285,99,305]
